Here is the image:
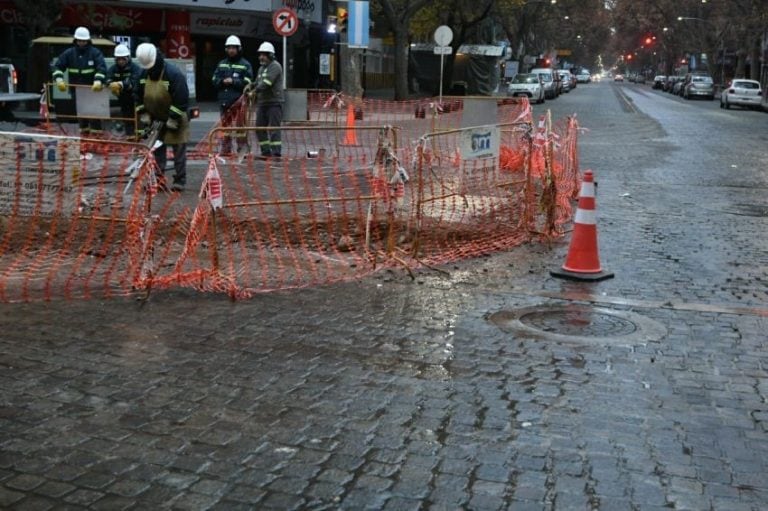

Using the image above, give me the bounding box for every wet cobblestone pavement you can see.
[1,82,767,510]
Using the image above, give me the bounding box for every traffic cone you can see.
[550,170,614,281]
[341,104,359,146]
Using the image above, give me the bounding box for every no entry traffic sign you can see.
[273,8,298,37]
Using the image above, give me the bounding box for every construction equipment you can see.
[123,120,166,195]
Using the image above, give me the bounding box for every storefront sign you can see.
[60,4,164,32]
[134,0,271,12]
[272,0,320,24]
[166,11,192,58]
[190,12,261,35]
[0,1,24,25]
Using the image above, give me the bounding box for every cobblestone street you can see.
[1,81,767,510]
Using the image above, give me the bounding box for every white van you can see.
[530,68,557,99]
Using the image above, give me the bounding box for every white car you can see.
[507,73,545,104]
[576,70,591,83]
[720,79,763,110]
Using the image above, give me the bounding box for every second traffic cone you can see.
[342,104,359,146]
[550,170,614,281]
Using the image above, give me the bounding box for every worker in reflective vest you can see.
[51,26,107,136]
[254,41,283,158]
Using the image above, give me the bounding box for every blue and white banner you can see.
[348,1,369,49]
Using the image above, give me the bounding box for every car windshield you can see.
[513,75,538,84]
[538,73,553,83]
[692,76,713,83]
[733,81,759,89]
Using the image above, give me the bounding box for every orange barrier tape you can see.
[0,107,580,302]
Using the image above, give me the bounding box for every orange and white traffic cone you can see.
[342,104,359,146]
[551,170,614,281]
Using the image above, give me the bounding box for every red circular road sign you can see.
[273,8,299,37]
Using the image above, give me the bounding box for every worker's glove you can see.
[56,78,67,92]
[165,117,180,131]
[91,80,103,92]
[109,82,122,96]
[139,113,151,125]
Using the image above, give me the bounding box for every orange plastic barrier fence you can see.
[0,107,580,302]
[195,92,534,157]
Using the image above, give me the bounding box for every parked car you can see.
[683,73,714,100]
[507,73,545,104]
[720,79,763,109]
[665,75,681,93]
[672,79,686,96]
[530,68,558,99]
[556,69,573,93]
[576,69,591,83]
[652,75,666,89]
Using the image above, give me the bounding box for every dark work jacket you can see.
[51,43,107,85]
[136,53,189,121]
[212,54,253,108]
[107,60,141,105]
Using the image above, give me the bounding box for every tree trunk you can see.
[735,49,747,78]
[393,29,409,100]
[341,44,364,99]
[750,37,761,80]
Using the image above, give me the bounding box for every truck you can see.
[0,58,41,124]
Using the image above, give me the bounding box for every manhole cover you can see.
[721,204,768,218]
[519,309,637,337]
[489,304,666,344]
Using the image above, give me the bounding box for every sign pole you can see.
[433,26,454,106]
[439,53,444,104]
[272,7,298,90]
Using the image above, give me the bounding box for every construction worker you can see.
[212,35,253,154]
[106,44,141,137]
[134,43,190,192]
[51,26,107,136]
[254,41,283,158]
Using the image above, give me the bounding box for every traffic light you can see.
[645,37,653,45]
[627,54,633,60]
[337,7,348,34]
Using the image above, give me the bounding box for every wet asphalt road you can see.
[1,81,767,510]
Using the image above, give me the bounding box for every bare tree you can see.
[374,0,435,100]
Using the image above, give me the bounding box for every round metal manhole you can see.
[720,204,768,218]
[489,304,666,344]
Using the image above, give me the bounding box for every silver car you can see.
[684,74,714,100]
[507,73,545,104]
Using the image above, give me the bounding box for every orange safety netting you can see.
[0,99,580,302]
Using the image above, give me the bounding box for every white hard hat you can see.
[114,44,130,58]
[74,27,91,41]
[136,43,157,70]
[225,35,241,48]
[258,42,275,54]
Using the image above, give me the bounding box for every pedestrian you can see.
[212,35,253,155]
[134,43,190,192]
[106,44,141,137]
[51,26,107,136]
[254,41,283,158]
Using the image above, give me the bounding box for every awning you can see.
[32,36,116,46]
